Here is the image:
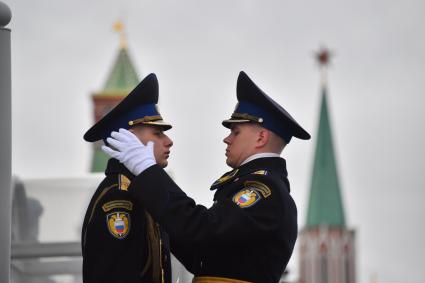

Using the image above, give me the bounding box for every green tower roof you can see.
[100,47,139,95]
[306,87,346,228]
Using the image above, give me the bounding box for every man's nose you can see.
[166,136,173,147]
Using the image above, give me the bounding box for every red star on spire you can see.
[315,47,333,86]
[316,47,332,67]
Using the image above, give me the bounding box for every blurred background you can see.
[3,0,425,282]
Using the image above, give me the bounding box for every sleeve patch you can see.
[106,212,131,239]
[244,181,271,198]
[233,189,262,208]
[102,200,133,212]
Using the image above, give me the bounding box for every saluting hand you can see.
[102,128,156,175]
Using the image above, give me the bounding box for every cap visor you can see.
[294,127,311,140]
[140,121,172,130]
[222,119,251,128]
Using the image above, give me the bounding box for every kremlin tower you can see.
[298,48,356,283]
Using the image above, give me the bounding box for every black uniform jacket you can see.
[128,157,298,283]
[81,159,171,283]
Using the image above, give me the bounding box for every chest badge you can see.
[233,189,261,208]
[106,212,130,239]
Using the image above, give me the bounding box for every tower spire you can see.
[306,46,345,228]
[315,47,332,88]
[101,21,139,95]
[113,20,127,49]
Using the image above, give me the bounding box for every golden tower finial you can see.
[113,20,127,49]
[315,46,333,87]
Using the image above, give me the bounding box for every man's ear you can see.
[257,129,269,148]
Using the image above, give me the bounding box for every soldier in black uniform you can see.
[81,74,173,283]
[102,71,311,283]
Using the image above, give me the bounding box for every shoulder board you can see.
[118,174,131,191]
[251,170,268,176]
[211,169,270,190]
[211,169,239,188]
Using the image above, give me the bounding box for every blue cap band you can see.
[235,101,292,143]
[109,103,159,133]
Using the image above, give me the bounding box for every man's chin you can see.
[159,160,168,168]
[225,158,236,169]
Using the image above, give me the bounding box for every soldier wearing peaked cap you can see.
[81,73,173,283]
[102,71,311,283]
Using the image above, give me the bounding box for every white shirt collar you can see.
[240,152,281,166]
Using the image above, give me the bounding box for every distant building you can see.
[298,49,356,283]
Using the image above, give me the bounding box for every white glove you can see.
[101,128,156,175]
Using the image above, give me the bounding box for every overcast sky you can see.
[6,0,425,282]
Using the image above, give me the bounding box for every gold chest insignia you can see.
[106,212,130,239]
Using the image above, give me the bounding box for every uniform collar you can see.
[240,152,281,166]
[210,157,287,190]
[105,158,135,180]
